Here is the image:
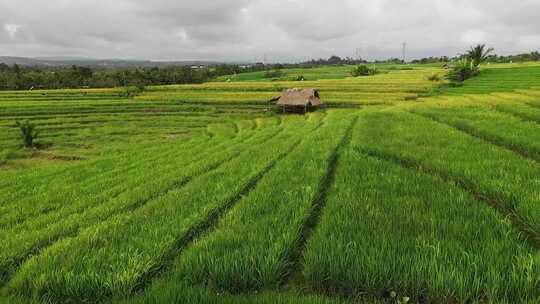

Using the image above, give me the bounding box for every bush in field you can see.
[447,59,479,83]
[16,120,39,148]
[351,65,378,77]
[121,85,145,98]
[447,44,493,83]
[427,73,441,82]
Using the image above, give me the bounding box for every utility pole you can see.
[402,42,407,64]
[355,48,362,61]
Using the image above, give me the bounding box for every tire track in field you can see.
[410,111,540,164]
[0,128,286,286]
[356,147,540,250]
[131,138,305,295]
[282,115,359,287]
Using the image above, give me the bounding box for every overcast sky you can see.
[1,0,539,62]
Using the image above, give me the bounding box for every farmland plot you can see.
[2,63,540,303]
[302,112,540,302]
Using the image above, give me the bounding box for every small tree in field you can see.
[447,44,493,83]
[351,65,378,77]
[121,84,145,98]
[16,120,39,148]
[467,44,494,67]
[447,58,479,82]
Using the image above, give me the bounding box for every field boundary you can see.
[525,102,540,111]
[282,115,359,287]
[410,111,540,163]
[357,147,540,250]
[493,106,540,125]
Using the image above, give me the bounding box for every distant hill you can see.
[0,56,221,68]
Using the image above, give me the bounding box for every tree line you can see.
[411,51,540,64]
[0,64,257,90]
[301,51,539,67]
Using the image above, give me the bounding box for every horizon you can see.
[2,49,539,65]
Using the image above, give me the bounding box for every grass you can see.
[173,111,357,293]
[355,110,540,235]
[1,62,540,303]
[118,283,356,304]
[6,114,323,302]
[0,127,274,283]
[301,113,540,302]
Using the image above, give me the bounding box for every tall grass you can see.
[7,115,323,302]
[302,117,540,302]
[176,111,357,292]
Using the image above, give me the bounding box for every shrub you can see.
[351,65,378,77]
[427,73,441,82]
[16,120,39,148]
[121,85,145,98]
[447,59,479,83]
[404,95,419,101]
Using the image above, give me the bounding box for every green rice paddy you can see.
[1,63,540,303]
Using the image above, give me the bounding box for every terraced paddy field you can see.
[141,66,443,106]
[1,63,540,303]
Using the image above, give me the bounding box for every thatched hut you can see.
[276,88,322,113]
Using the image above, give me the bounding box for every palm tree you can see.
[467,44,494,67]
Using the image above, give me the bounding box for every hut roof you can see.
[277,88,322,107]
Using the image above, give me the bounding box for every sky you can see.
[1,0,539,62]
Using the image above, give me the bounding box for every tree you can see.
[351,65,378,77]
[12,63,21,75]
[467,44,494,67]
[447,58,479,83]
[327,55,342,64]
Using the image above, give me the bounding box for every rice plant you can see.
[1,63,540,304]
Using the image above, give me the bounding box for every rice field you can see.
[1,63,540,303]
[140,67,443,106]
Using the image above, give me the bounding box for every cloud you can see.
[0,0,539,61]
